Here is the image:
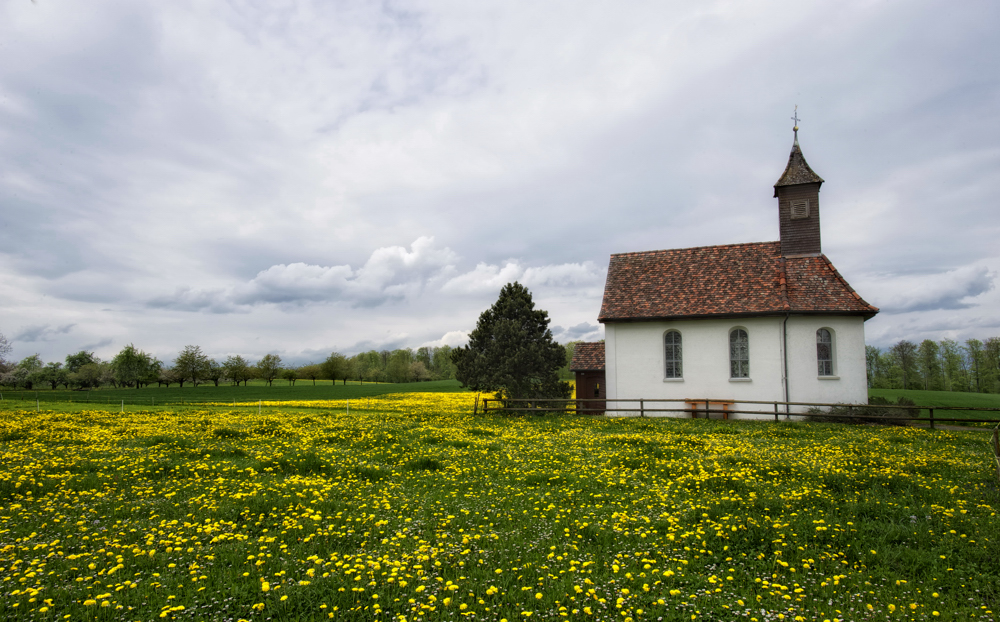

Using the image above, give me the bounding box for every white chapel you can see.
[571,125,878,416]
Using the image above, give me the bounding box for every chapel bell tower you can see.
[774,110,824,257]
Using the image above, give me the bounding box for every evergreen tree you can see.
[451,282,570,401]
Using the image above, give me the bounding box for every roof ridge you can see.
[610,240,779,258]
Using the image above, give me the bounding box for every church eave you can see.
[598,308,877,324]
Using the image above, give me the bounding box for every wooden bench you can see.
[685,400,735,420]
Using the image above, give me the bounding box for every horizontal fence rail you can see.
[481,397,1000,427]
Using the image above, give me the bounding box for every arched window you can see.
[817,328,833,376]
[664,330,682,379]
[729,328,749,378]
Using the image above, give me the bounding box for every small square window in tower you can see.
[790,199,810,220]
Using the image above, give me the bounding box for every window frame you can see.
[664,330,683,379]
[729,327,749,379]
[816,328,834,377]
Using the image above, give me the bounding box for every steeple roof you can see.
[773,133,824,197]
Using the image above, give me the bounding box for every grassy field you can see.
[869,389,1000,410]
[868,390,1000,426]
[0,394,996,621]
[0,379,468,408]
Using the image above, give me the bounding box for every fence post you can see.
[774,402,778,422]
[483,399,488,415]
[929,408,935,430]
[640,398,645,418]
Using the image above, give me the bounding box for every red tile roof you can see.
[570,342,605,371]
[598,241,878,322]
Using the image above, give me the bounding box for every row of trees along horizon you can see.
[0,337,580,392]
[866,337,1000,393]
[0,341,465,391]
[5,332,999,395]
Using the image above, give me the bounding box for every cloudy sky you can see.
[1,0,998,366]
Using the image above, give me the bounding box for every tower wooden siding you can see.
[777,182,822,256]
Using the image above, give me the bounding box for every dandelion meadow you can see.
[0,393,996,621]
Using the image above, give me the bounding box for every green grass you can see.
[869,389,1000,425]
[0,378,467,407]
[0,397,996,621]
[870,389,1000,409]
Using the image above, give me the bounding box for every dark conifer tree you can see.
[452,282,570,401]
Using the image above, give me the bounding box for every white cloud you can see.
[550,323,604,344]
[146,237,605,313]
[441,261,605,295]
[420,331,470,349]
[441,262,526,295]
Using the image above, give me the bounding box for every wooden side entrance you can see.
[574,370,606,415]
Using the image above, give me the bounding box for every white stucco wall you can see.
[784,316,868,405]
[604,315,868,418]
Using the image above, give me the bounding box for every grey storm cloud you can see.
[865,266,995,315]
[13,324,76,343]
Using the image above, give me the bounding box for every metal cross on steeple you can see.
[791,105,800,143]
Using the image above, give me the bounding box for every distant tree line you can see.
[866,337,1000,393]
[0,333,460,391]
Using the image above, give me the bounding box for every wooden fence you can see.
[480,397,1000,428]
